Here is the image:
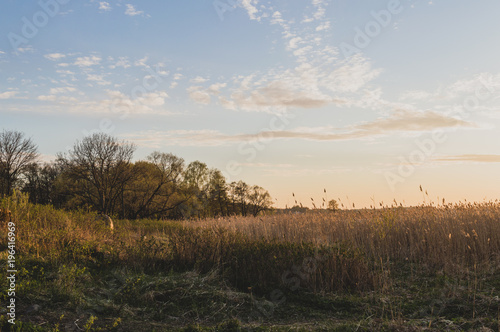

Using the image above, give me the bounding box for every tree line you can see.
[0,130,273,219]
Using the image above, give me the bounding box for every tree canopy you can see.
[0,131,274,219]
[0,130,39,196]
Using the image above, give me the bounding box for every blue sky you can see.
[1,0,500,208]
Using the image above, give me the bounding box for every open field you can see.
[1,194,500,331]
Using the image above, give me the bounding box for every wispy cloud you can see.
[37,95,57,101]
[240,0,261,21]
[96,90,169,115]
[435,154,500,163]
[215,54,379,112]
[3,52,178,116]
[233,162,294,169]
[0,91,18,99]
[262,167,350,178]
[187,86,211,105]
[353,109,473,133]
[125,110,474,147]
[315,21,330,31]
[74,55,102,67]
[58,96,78,103]
[99,2,111,11]
[49,87,76,94]
[125,4,145,16]
[56,70,75,76]
[26,87,170,115]
[207,83,226,95]
[198,2,381,113]
[17,46,35,53]
[311,0,328,20]
[134,56,149,67]
[399,73,500,102]
[124,129,227,148]
[87,74,111,86]
[44,53,66,61]
[190,76,209,84]
[399,90,434,101]
[109,57,131,69]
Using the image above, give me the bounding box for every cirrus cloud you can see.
[124,109,474,147]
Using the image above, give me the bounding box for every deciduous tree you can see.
[248,185,273,217]
[0,130,38,196]
[58,133,135,215]
[125,152,186,219]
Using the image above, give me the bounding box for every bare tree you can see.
[125,152,186,219]
[59,133,135,215]
[0,130,39,196]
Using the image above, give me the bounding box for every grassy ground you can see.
[1,194,499,331]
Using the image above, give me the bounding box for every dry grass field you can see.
[190,201,500,274]
[1,193,500,331]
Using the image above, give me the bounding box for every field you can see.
[1,194,500,331]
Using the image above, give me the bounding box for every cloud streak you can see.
[125,109,474,147]
[435,154,500,163]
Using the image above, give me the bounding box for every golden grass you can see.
[2,193,500,295]
[183,201,500,274]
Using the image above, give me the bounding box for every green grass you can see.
[1,194,500,331]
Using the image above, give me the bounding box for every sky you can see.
[1,0,500,209]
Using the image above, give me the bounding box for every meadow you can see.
[1,193,500,331]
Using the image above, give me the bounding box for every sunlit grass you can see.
[1,192,500,330]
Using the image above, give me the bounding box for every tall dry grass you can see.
[184,202,500,274]
[2,192,499,296]
[0,193,373,294]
